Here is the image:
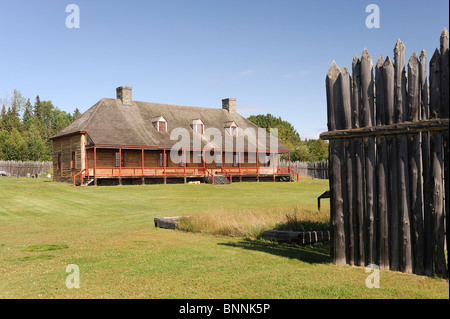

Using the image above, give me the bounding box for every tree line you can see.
[247,114,328,162]
[0,89,80,161]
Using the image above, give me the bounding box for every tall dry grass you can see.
[177,205,330,239]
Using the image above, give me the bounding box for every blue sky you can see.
[0,0,448,139]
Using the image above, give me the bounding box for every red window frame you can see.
[230,126,237,136]
[158,121,167,133]
[194,123,204,135]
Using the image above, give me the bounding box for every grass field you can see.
[0,177,448,299]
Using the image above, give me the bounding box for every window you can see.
[179,154,184,167]
[225,122,238,136]
[264,155,271,167]
[233,154,239,167]
[115,151,124,167]
[71,152,75,169]
[57,154,61,170]
[194,123,204,134]
[159,153,168,167]
[215,153,222,167]
[158,121,167,133]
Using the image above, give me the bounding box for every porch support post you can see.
[273,152,275,175]
[85,146,88,178]
[142,149,144,176]
[119,148,122,176]
[203,150,206,171]
[184,150,187,175]
[163,149,167,184]
[239,151,241,175]
[163,149,166,175]
[288,152,291,174]
[93,146,97,186]
[94,147,97,177]
[256,151,259,176]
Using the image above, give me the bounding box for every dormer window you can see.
[192,119,204,135]
[225,121,238,136]
[152,116,167,133]
[158,121,166,133]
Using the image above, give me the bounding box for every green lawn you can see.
[0,177,448,299]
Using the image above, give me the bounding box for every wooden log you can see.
[340,67,354,265]
[440,28,449,119]
[382,56,399,271]
[361,49,377,265]
[440,28,449,277]
[154,216,187,230]
[430,45,447,278]
[419,50,434,276]
[352,55,365,267]
[352,55,362,128]
[262,230,300,244]
[326,61,346,266]
[407,52,425,275]
[319,118,448,140]
[430,132,447,278]
[395,39,413,273]
[326,61,340,132]
[376,56,389,270]
[430,50,441,119]
[395,39,408,123]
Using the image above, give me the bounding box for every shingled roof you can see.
[50,87,289,152]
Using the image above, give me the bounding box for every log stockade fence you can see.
[0,161,52,177]
[280,160,328,179]
[321,29,449,278]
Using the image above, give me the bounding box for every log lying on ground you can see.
[154,216,190,229]
[262,230,331,245]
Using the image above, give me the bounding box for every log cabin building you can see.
[50,86,296,186]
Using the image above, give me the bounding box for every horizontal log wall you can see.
[322,30,449,278]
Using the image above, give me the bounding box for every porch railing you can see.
[74,165,297,184]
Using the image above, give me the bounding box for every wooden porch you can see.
[73,146,298,186]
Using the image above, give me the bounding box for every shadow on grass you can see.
[218,239,331,264]
[273,213,330,232]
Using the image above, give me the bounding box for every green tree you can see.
[27,124,47,161]
[247,114,302,149]
[11,89,26,118]
[73,108,82,121]
[22,98,33,130]
[247,114,329,162]
[1,128,28,160]
[305,139,329,161]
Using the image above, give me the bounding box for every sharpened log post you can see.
[395,39,413,274]
[326,61,346,266]
[376,55,389,270]
[352,56,365,267]
[361,49,377,266]
[407,52,425,275]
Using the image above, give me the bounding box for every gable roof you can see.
[50,98,289,152]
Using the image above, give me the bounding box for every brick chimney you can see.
[116,86,132,106]
[222,98,236,114]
